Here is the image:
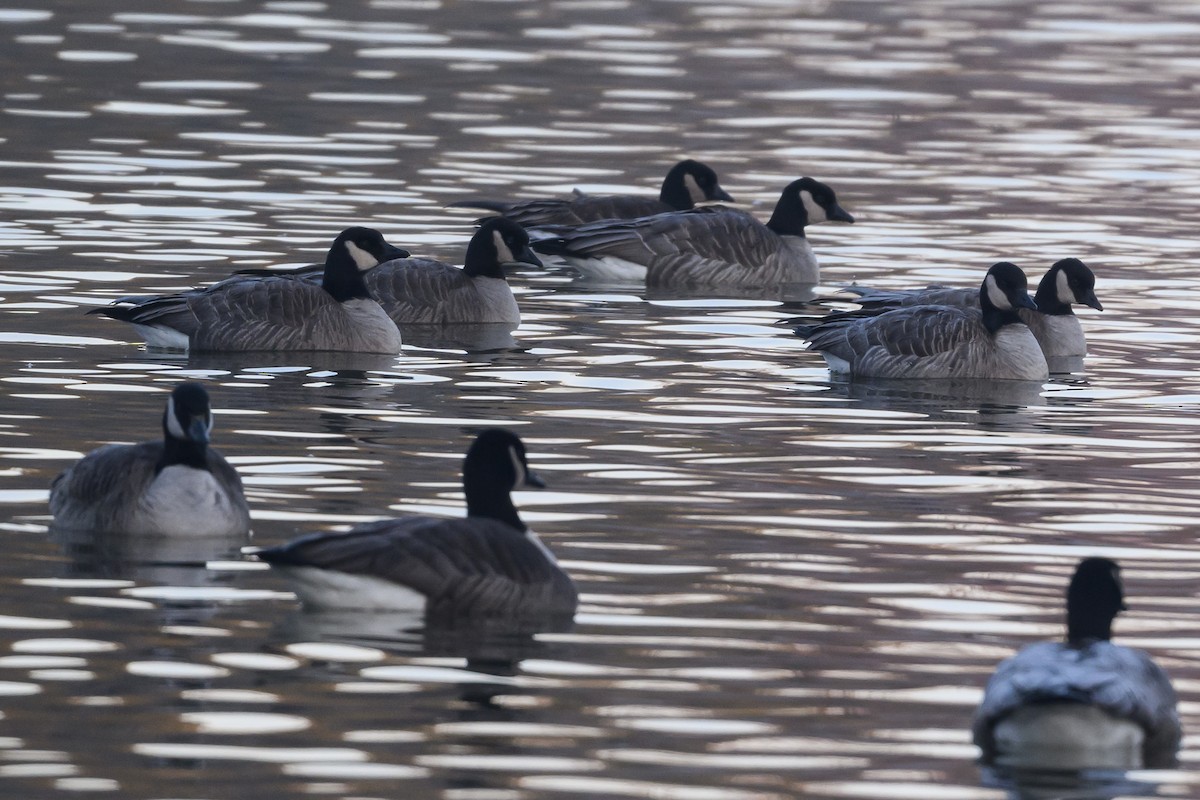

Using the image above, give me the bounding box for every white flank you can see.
[1056,268,1075,305]
[276,565,427,611]
[135,465,245,536]
[570,256,648,282]
[135,323,190,351]
[820,352,852,375]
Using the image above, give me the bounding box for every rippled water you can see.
[2,1,1200,798]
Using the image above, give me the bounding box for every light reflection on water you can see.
[2,0,1200,798]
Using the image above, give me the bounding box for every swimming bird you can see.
[843,258,1103,357]
[448,159,734,228]
[89,227,409,353]
[530,177,853,286]
[49,382,250,537]
[256,429,577,619]
[972,557,1181,770]
[798,262,1049,380]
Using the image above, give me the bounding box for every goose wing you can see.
[847,285,975,309]
[806,305,981,361]
[49,443,160,527]
[505,195,670,227]
[364,258,474,324]
[259,517,576,616]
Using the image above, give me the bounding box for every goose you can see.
[798,262,1049,380]
[972,557,1181,770]
[49,382,250,537]
[448,159,734,228]
[89,227,409,353]
[844,258,1103,357]
[256,429,577,619]
[530,176,853,286]
[233,218,541,325]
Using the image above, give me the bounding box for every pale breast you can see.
[133,465,248,536]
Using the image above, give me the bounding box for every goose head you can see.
[662,159,735,209]
[767,177,855,236]
[465,218,543,279]
[463,429,545,530]
[160,382,215,470]
[978,262,1037,332]
[1066,557,1126,645]
[1036,258,1103,315]
[322,227,410,302]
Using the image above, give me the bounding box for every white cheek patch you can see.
[493,230,515,264]
[344,240,379,271]
[684,173,705,204]
[1056,269,1076,305]
[800,190,827,223]
[165,396,186,439]
[985,274,1012,310]
[508,445,526,490]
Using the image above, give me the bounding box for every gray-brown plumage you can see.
[256,429,577,619]
[89,227,408,353]
[49,382,249,537]
[799,262,1049,380]
[844,258,1103,357]
[531,177,854,286]
[449,159,734,228]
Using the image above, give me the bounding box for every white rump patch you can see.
[277,566,427,611]
[570,256,649,282]
[985,274,1011,310]
[135,323,190,351]
[800,190,827,224]
[344,240,380,271]
[1056,269,1075,305]
[493,229,515,264]
[684,173,704,204]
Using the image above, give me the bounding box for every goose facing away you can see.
[799,262,1049,380]
[972,558,1181,770]
[90,227,409,353]
[365,217,541,325]
[530,176,854,286]
[49,382,250,537]
[256,429,577,619]
[448,159,734,228]
[845,258,1103,357]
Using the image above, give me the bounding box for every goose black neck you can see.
[158,428,209,473]
[1065,559,1123,646]
[463,232,506,279]
[321,252,373,302]
[464,473,524,530]
[1034,272,1074,316]
[1066,592,1115,645]
[659,169,695,211]
[766,192,807,238]
[980,304,1023,335]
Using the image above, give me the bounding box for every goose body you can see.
[973,558,1181,770]
[846,258,1102,357]
[531,177,853,287]
[449,159,734,228]
[90,227,408,353]
[800,262,1049,380]
[49,383,250,537]
[257,429,577,619]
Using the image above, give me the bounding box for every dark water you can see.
[2,1,1200,798]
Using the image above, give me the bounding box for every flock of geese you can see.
[52,159,1175,773]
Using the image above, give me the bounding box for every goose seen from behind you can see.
[844,258,1103,357]
[449,159,734,228]
[531,176,854,287]
[973,557,1181,770]
[90,227,408,353]
[256,429,577,620]
[798,262,1049,380]
[49,382,250,537]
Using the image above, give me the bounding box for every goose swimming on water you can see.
[844,258,1103,358]
[49,382,250,537]
[90,227,409,353]
[449,159,734,228]
[973,557,1181,770]
[256,429,577,619]
[531,176,854,286]
[798,262,1049,380]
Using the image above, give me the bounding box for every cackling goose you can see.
[972,558,1181,770]
[798,262,1049,380]
[845,258,1103,357]
[449,159,734,228]
[256,429,577,619]
[530,176,854,286]
[90,227,408,353]
[49,382,250,537]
